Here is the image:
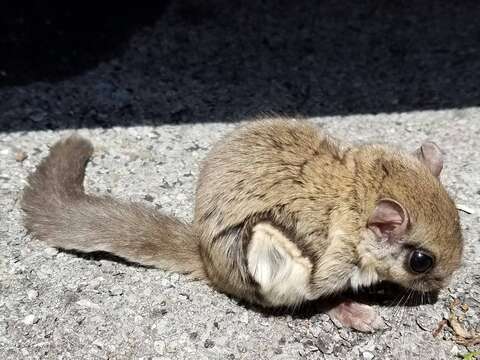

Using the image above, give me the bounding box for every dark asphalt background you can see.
[1,0,480,133]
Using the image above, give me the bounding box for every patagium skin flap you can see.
[21,118,463,332]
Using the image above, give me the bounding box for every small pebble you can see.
[329,315,344,329]
[22,314,37,325]
[109,286,124,296]
[302,339,317,353]
[154,340,166,355]
[237,344,248,353]
[161,279,172,288]
[15,151,28,162]
[204,339,215,348]
[26,289,39,300]
[144,194,154,202]
[76,299,100,309]
[88,277,105,289]
[321,319,335,333]
[316,334,334,354]
[166,341,178,353]
[44,247,59,257]
[450,345,459,354]
[155,319,169,335]
[415,313,437,331]
[239,311,249,324]
[362,351,375,360]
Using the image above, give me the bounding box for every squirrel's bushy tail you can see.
[21,135,206,279]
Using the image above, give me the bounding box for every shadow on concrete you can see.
[0,0,170,86]
[1,0,479,132]
[241,281,438,320]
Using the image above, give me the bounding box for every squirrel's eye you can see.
[408,250,434,273]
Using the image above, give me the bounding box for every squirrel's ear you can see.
[414,141,443,177]
[368,199,408,242]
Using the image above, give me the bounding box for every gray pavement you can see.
[1,111,479,359]
[1,0,480,359]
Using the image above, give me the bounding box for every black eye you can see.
[408,250,434,273]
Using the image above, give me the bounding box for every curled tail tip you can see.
[28,134,94,175]
[26,133,94,181]
[21,133,94,215]
[51,134,94,159]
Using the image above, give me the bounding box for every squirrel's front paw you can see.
[327,301,385,333]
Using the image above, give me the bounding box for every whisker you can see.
[399,287,416,353]
[391,291,408,331]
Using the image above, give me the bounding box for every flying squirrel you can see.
[21,118,463,332]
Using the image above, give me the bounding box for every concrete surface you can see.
[1,111,479,360]
[1,1,479,359]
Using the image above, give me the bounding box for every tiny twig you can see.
[457,204,476,215]
[432,319,448,337]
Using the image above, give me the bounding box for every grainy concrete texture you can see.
[1,112,479,360]
[1,1,479,359]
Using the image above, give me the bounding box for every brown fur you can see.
[193,119,463,304]
[21,119,463,314]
